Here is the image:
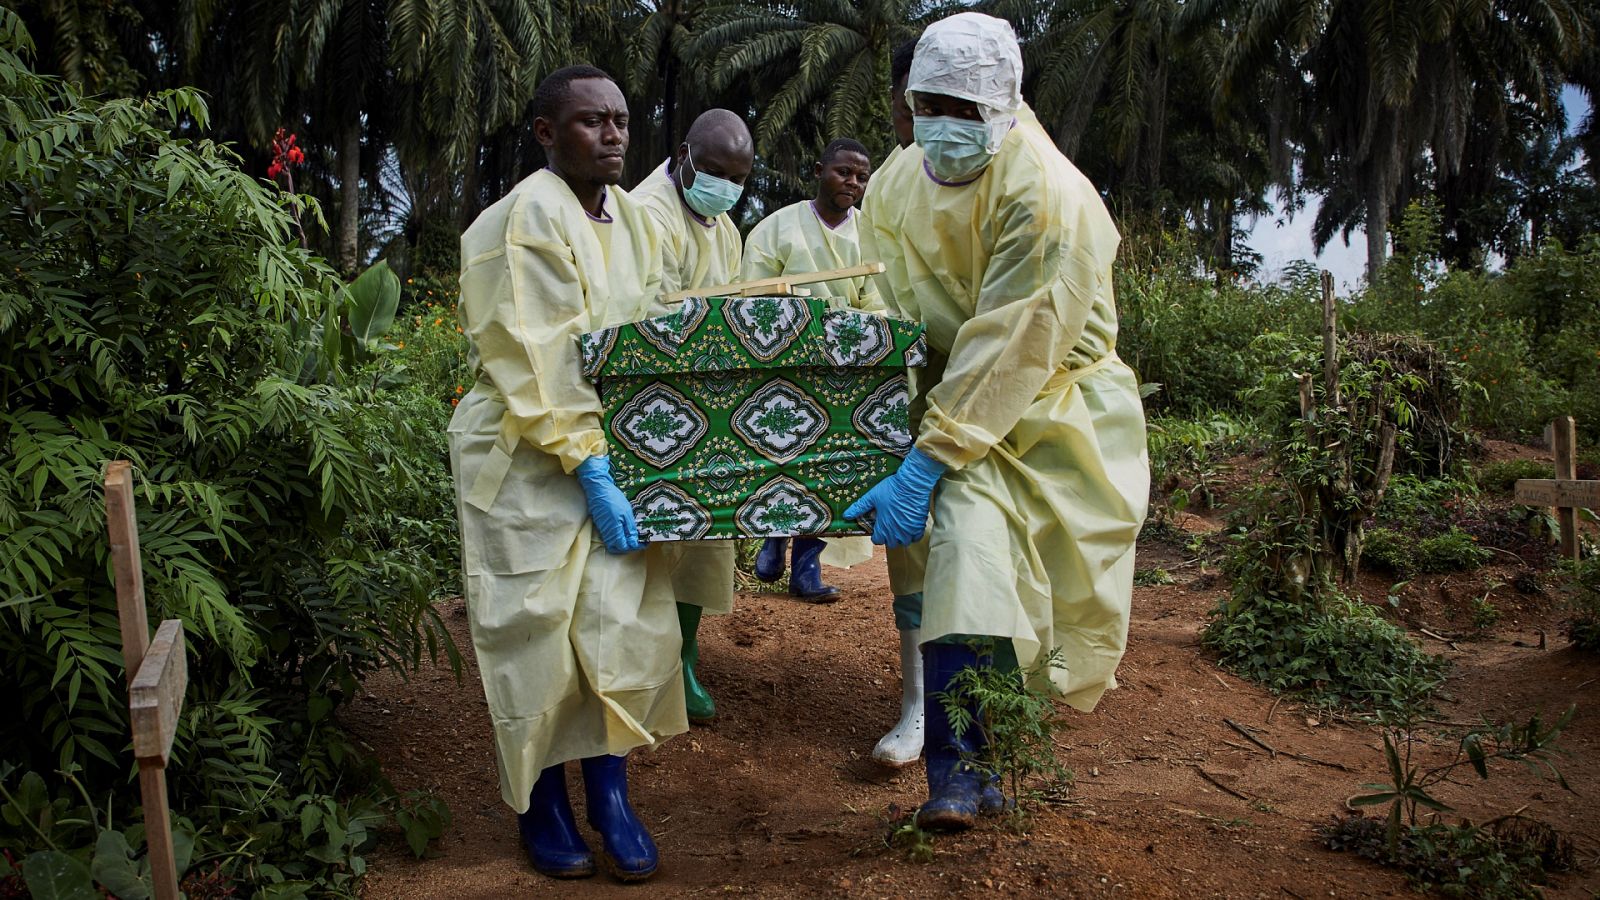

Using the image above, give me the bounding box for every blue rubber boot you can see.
[581,754,659,882]
[754,538,787,582]
[915,642,983,831]
[979,774,1010,816]
[517,764,595,878]
[787,538,839,600]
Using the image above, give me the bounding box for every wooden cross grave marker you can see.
[1513,416,1597,563]
[105,460,187,900]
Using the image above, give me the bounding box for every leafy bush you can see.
[1116,232,1320,417]
[1324,815,1574,899]
[1351,204,1600,443]
[0,13,452,893]
[1474,459,1550,494]
[1376,474,1477,529]
[1146,410,1255,521]
[1415,527,1492,574]
[1361,527,1415,576]
[1564,558,1600,652]
[1204,582,1447,713]
[1206,318,1454,711]
[1329,703,1574,898]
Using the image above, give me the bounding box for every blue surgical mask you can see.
[914,115,997,181]
[680,145,744,218]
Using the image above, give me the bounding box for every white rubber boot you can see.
[871,628,925,767]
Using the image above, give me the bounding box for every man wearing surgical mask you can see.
[854,13,1150,832]
[632,109,755,727]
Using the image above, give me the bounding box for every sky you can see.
[1245,85,1593,294]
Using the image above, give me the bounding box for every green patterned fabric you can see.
[580,295,926,541]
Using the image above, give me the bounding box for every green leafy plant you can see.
[1415,527,1492,574]
[1335,704,1575,897]
[0,13,454,892]
[1360,527,1416,576]
[1562,558,1600,651]
[937,647,1073,830]
[1323,814,1574,899]
[1146,411,1254,523]
[1134,567,1176,586]
[1473,459,1551,494]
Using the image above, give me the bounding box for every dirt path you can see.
[347,534,1600,898]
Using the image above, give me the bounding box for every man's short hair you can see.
[890,39,918,89]
[820,138,870,164]
[532,65,614,122]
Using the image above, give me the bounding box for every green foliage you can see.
[1414,527,1492,574]
[1115,236,1321,417]
[1323,815,1574,899]
[0,17,454,892]
[1360,527,1415,576]
[1473,459,1550,494]
[1351,213,1600,443]
[1346,704,1572,869]
[1376,474,1476,525]
[1134,567,1175,586]
[1563,558,1600,652]
[1208,333,1455,709]
[1146,410,1254,522]
[937,647,1072,828]
[1204,580,1447,714]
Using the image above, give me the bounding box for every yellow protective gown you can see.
[861,108,1150,711]
[450,169,687,812]
[741,200,882,312]
[630,161,742,613]
[740,199,879,569]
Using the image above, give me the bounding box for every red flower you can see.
[267,161,283,180]
[288,147,305,164]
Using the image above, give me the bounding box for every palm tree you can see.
[691,0,932,161]
[1209,0,1589,280]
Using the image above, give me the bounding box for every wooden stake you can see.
[105,461,182,900]
[1553,416,1579,562]
[106,461,149,682]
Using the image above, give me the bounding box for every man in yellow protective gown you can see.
[851,14,1150,832]
[631,109,754,724]
[743,137,879,602]
[450,66,684,882]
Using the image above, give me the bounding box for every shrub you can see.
[1564,559,1600,651]
[1415,527,1492,573]
[1116,231,1320,417]
[1474,459,1550,494]
[1146,410,1255,521]
[1361,527,1415,576]
[1376,474,1476,527]
[1204,584,1447,713]
[0,13,452,893]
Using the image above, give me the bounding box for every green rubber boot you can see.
[677,602,716,724]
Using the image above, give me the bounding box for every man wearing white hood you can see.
[852,13,1150,831]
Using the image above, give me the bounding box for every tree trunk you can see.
[1364,174,1387,284]
[337,118,361,277]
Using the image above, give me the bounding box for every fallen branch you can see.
[1224,718,1276,758]
[1224,718,1355,771]
[1191,765,1255,803]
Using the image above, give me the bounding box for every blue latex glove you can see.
[574,456,644,554]
[844,448,946,547]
